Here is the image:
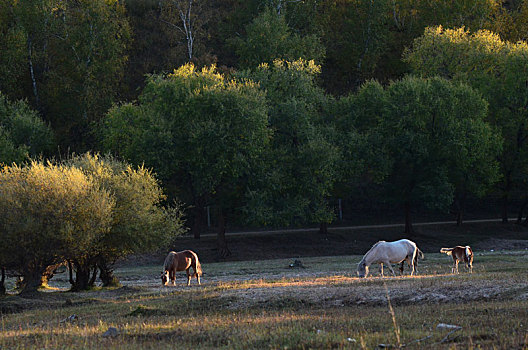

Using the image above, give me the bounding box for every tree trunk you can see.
[0,267,5,296]
[404,201,414,236]
[40,264,56,288]
[27,36,40,109]
[88,266,98,287]
[455,193,466,226]
[517,197,528,224]
[216,209,231,258]
[70,262,94,292]
[501,193,509,223]
[98,259,120,287]
[68,261,75,286]
[19,267,46,296]
[319,222,328,235]
[192,205,203,239]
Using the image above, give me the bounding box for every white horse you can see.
[357,239,424,278]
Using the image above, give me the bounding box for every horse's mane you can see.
[359,241,386,264]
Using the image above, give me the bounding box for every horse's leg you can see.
[379,263,384,277]
[386,262,397,277]
[399,261,404,275]
[186,268,191,286]
[412,255,418,275]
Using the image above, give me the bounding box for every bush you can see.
[0,160,113,294]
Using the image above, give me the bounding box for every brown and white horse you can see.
[161,250,202,286]
[440,246,473,274]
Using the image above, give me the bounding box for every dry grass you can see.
[1,251,528,349]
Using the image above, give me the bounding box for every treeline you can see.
[1,1,528,292]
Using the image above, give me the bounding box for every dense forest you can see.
[1,0,528,292]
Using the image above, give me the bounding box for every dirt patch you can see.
[215,276,528,310]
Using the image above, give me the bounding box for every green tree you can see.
[0,161,114,295]
[236,59,339,231]
[66,153,184,290]
[229,7,325,69]
[317,0,392,93]
[404,26,528,222]
[0,0,131,151]
[45,0,131,150]
[0,92,54,164]
[102,64,270,257]
[360,76,500,234]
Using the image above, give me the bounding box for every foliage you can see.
[65,153,185,289]
[317,0,392,92]
[0,160,114,294]
[229,7,325,69]
[359,76,500,232]
[236,59,339,227]
[404,26,528,220]
[0,0,131,151]
[102,64,270,253]
[0,92,54,164]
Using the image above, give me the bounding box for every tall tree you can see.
[102,64,270,257]
[229,7,325,69]
[360,76,499,234]
[0,0,131,152]
[236,59,339,231]
[404,26,528,223]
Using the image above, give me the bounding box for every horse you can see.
[357,239,423,278]
[440,246,473,274]
[161,250,202,286]
[399,247,424,274]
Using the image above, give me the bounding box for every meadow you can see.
[1,249,527,349]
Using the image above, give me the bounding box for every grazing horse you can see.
[440,246,473,274]
[399,247,424,274]
[357,239,423,278]
[161,250,202,286]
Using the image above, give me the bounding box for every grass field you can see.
[1,249,528,349]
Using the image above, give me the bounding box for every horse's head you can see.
[357,261,369,278]
[161,271,169,286]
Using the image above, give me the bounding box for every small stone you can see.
[60,314,78,323]
[436,323,461,330]
[102,327,119,337]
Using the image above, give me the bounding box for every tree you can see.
[236,59,339,231]
[159,0,213,62]
[0,160,114,295]
[359,76,499,234]
[229,6,325,69]
[0,93,54,164]
[102,64,270,257]
[0,0,131,152]
[66,153,185,290]
[45,0,131,150]
[317,0,392,92]
[404,26,528,223]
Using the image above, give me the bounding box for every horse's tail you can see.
[440,248,454,256]
[192,252,202,277]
